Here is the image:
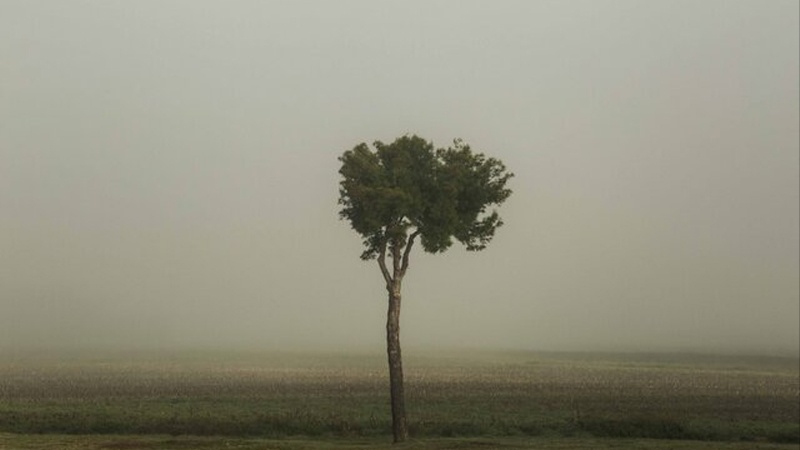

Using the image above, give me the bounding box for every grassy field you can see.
[0,349,797,449]
[2,433,799,450]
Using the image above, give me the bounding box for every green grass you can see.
[2,434,799,450]
[0,349,797,447]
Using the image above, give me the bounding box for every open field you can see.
[0,349,797,449]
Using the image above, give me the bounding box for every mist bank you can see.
[1,335,797,360]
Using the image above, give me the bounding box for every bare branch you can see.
[391,238,402,281]
[377,240,393,287]
[400,231,420,278]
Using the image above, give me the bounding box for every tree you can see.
[337,135,513,442]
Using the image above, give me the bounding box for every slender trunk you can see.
[379,231,418,443]
[386,283,408,443]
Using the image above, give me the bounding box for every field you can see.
[0,349,797,449]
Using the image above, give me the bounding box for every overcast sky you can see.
[1,1,798,355]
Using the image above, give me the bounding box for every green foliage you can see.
[338,135,513,260]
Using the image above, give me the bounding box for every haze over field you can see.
[1,1,798,355]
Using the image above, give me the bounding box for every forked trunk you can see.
[386,285,408,442]
[378,232,417,443]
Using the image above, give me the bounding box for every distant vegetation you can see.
[0,350,797,446]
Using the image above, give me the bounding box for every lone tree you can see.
[337,135,513,443]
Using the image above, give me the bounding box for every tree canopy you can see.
[338,135,513,261]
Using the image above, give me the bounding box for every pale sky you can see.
[1,1,798,355]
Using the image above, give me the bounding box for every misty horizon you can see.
[2,1,798,357]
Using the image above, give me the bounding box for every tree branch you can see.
[400,231,420,278]
[377,240,393,287]
[391,238,402,281]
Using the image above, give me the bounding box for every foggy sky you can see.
[1,1,798,355]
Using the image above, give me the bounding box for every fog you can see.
[2,1,798,356]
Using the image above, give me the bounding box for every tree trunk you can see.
[386,284,409,443]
